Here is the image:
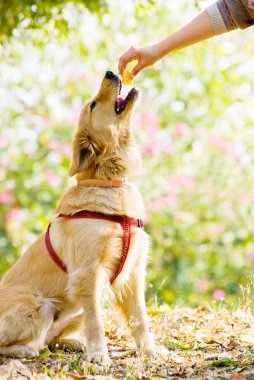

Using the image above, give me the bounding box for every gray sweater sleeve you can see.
[206,0,254,34]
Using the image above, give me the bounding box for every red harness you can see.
[45,210,144,284]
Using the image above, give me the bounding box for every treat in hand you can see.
[121,68,132,85]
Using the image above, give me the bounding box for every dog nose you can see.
[105,71,115,79]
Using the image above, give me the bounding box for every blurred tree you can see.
[0,0,107,42]
[0,0,194,42]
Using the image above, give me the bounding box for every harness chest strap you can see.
[45,210,144,285]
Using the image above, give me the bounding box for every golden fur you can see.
[0,72,165,364]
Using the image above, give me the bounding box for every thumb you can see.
[130,61,144,78]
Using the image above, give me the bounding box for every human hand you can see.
[118,45,160,78]
[248,0,254,9]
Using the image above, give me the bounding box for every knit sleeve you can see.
[206,0,254,35]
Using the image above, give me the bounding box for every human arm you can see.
[118,0,254,77]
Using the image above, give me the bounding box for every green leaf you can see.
[39,347,51,359]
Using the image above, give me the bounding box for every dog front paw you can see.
[138,344,169,361]
[89,351,110,365]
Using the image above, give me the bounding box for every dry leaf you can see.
[69,373,87,380]
[229,340,241,348]
[110,349,136,358]
[205,351,240,360]
[230,374,247,380]
[0,360,31,377]
[241,334,254,344]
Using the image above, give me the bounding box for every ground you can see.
[0,307,254,380]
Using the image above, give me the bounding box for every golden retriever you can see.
[0,71,165,365]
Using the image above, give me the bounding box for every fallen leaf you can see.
[229,340,241,348]
[110,349,136,358]
[0,360,31,377]
[69,373,87,380]
[241,334,254,344]
[205,339,223,345]
[205,351,240,360]
[230,374,247,380]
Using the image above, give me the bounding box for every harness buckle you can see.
[138,219,144,229]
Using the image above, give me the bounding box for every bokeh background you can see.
[1,0,254,308]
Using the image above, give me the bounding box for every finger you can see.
[118,53,132,74]
[130,62,144,78]
[118,47,137,74]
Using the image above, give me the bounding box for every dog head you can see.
[69,71,140,178]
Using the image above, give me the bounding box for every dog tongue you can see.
[117,97,124,107]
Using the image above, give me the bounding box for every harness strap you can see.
[45,210,144,284]
[45,223,67,272]
[110,215,131,284]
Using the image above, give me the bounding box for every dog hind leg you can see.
[0,296,55,357]
[0,344,38,358]
[47,312,85,352]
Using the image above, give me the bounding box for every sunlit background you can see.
[1,0,254,308]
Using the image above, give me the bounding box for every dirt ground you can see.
[0,307,254,380]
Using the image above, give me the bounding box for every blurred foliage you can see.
[0,0,201,42]
[1,0,254,308]
[0,0,107,42]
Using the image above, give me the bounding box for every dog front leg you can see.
[83,295,110,365]
[115,268,167,359]
[69,271,110,365]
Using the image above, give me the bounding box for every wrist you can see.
[154,38,174,60]
[149,43,165,62]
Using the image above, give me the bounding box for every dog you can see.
[0,71,165,365]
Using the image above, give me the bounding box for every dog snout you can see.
[105,71,118,82]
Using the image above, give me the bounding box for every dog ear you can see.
[69,148,89,176]
[69,134,95,176]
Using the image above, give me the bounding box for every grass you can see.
[0,306,254,379]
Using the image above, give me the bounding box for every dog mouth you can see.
[104,71,138,115]
[115,77,138,115]
[115,82,138,115]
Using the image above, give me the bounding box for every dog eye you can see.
[90,101,96,112]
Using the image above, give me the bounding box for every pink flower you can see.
[6,208,25,222]
[141,112,159,134]
[48,140,59,150]
[168,174,196,192]
[0,134,8,148]
[43,118,51,127]
[196,127,209,138]
[249,253,254,264]
[67,107,80,125]
[68,70,87,82]
[143,142,158,156]
[240,194,253,206]
[164,146,175,155]
[171,123,189,139]
[211,223,225,235]
[223,201,236,221]
[132,114,141,129]
[197,279,208,294]
[164,195,179,208]
[212,138,236,156]
[213,289,225,301]
[86,77,102,92]
[60,144,72,158]
[45,170,62,187]
[147,194,179,211]
[48,140,72,158]
[0,190,12,204]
